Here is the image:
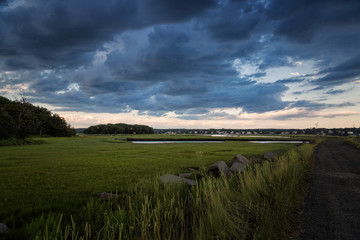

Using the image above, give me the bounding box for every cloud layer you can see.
[1,0,359,125]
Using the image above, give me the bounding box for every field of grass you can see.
[0,135,306,238]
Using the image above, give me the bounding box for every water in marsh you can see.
[132,141,224,144]
[249,141,309,144]
[132,140,307,144]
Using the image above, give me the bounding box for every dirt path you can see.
[300,139,360,240]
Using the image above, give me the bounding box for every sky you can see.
[0,0,360,129]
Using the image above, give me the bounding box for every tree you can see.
[84,123,154,134]
[0,96,76,139]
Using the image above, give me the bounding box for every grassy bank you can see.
[21,142,314,239]
[345,137,360,149]
[0,135,300,238]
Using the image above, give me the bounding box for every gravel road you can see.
[300,139,360,240]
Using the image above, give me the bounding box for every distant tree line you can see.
[0,96,76,139]
[84,123,154,134]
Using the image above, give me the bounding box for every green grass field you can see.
[0,135,304,238]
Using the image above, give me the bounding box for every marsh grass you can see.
[24,143,314,240]
[0,138,46,146]
[0,135,296,233]
[345,137,360,149]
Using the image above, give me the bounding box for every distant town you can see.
[75,126,359,136]
[153,128,359,136]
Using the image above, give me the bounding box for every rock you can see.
[160,174,197,186]
[0,223,9,234]
[250,157,267,164]
[189,167,199,171]
[229,162,245,173]
[179,173,193,179]
[208,161,229,177]
[264,152,278,161]
[99,192,119,201]
[230,154,249,166]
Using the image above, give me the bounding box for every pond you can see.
[248,141,309,144]
[132,140,308,144]
[132,141,224,144]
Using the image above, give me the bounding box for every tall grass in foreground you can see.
[25,144,313,240]
[345,137,360,149]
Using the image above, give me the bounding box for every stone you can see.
[250,157,267,164]
[230,154,249,166]
[160,174,197,186]
[189,167,199,171]
[99,192,119,201]
[208,161,229,177]
[229,162,245,173]
[264,152,278,161]
[179,173,193,179]
[0,223,9,234]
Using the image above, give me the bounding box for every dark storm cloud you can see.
[275,78,304,84]
[290,100,355,111]
[267,0,360,42]
[0,0,141,69]
[202,0,263,42]
[0,0,215,69]
[271,101,355,120]
[138,0,217,23]
[312,55,360,87]
[104,25,244,85]
[105,27,212,82]
[1,0,359,117]
[325,89,347,95]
